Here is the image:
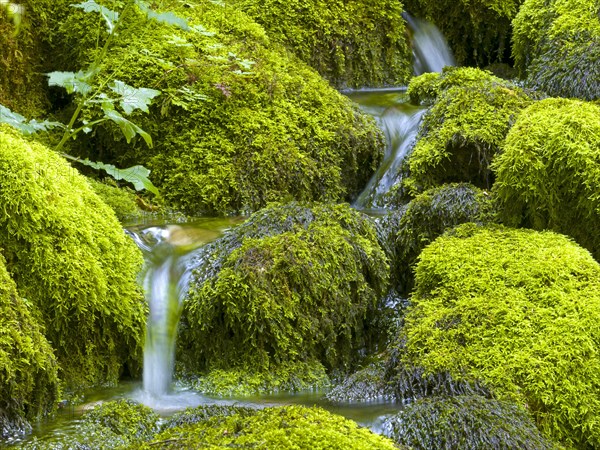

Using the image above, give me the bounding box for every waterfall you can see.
[407,15,456,75]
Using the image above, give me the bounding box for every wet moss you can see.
[326,361,393,402]
[162,405,257,429]
[492,98,600,260]
[229,0,412,89]
[0,125,146,390]
[400,223,600,448]
[86,179,150,223]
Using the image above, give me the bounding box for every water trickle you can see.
[406,15,455,75]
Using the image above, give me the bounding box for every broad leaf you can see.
[47,71,93,95]
[71,1,119,34]
[0,104,63,135]
[135,1,189,30]
[109,80,161,115]
[102,106,153,148]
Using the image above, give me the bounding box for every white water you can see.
[407,15,455,75]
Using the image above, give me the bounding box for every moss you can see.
[384,395,559,449]
[406,72,441,106]
[403,0,521,66]
[179,202,390,383]
[404,67,532,194]
[326,361,393,402]
[229,0,412,89]
[0,125,146,390]
[86,178,149,223]
[163,405,257,430]
[33,0,385,215]
[492,98,600,260]
[512,0,600,100]
[0,253,59,438]
[399,223,600,448]
[140,405,401,449]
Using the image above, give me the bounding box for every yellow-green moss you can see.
[87,178,147,222]
[0,125,146,390]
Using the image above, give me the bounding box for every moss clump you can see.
[163,405,257,430]
[230,0,412,89]
[87,179,149,223]
[384,395,559,450]
[404,68,532,194]
[140,405,400,449]
[39,1,385,215]
[403,0,520,66]
[326,361,393,402]
[0,125,146,390]
[0,254,59,438]
[512,0,600,100]
[492,98,600,260]
[179,202,390,389]
[400,223,600,447]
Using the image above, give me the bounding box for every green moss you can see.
[492,98,600,260]
[163,405,257,430]
[512,0,600,100]
[400,223,600,448]
[179,202,390,382]
[229,0,412,89]
[87,178,148,222]
[403,0,521,66]
[0,253,59,438]
[0,125,146,390]
[404,68,532,194]
[406,72,441,105]
[326,361,393,402]
[384,395,559,449]
[140,405,401,449]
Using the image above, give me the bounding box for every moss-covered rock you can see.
[140,405,401,449]
[32,0,385,215]
[403,0,521,66]
[0,254,59,438]
[384,395,559,449]
[162,404,257,430]
[512,0,600,100]
[492,98,600,261]
[0,125,146,390]
[229,0,412,89]
[326,361,393,402]
[404,68,532,194]
[178,202,390,391]
[399,223,600,447]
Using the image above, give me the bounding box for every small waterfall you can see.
[407,15,455,75]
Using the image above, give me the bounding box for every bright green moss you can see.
[179,203,390,386]
[384,395,559,449]
[87,178,148,223]
[401,223,600,448]
[406,72,441,105]
[0,253,59,438]
[512,0,600,100]
[230,0,412,89]
[139,405,401,449]
[492,98,600,260]
[0,125,146,390]
[404,68,532,194]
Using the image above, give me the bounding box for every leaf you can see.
[47,71,94,95]
[102,105,153,147]
[135,1,189,30]
[71,0,119,34]
[0,104,63,135]
[109,80,161,115]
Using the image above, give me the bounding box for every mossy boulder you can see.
[512,0,600,100]
[404,67,532,194]
[492,98,600,260]
[34,0,385,215]
[229,0,412,89]
[383,395,559,449]
[0,125,146,390]
[403,0,521,66]
[141,405,401,449]
[0,254,59,438]
[87,179,148,223]
[398,223,600,447]
[178,203,390,392]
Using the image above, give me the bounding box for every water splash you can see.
[406,15,455,75]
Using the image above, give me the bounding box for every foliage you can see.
[139,405,401,449]
[0,253,59,439]
[326,361,393,402]
[230,0,412,89]
[0,125,146,390]
[512,0,600,100]
[86,178,147,222]
[179,202,390,380]
[404,67,532,195]
[492,98,600,260]
[400,223,600,448]
[402,0,521,66]
[383,395,560,449]
[406,72,441,105]
[82,400,160,442]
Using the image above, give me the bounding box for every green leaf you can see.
[109,80,161,115]
[47,71,94,95]
[71,1,119,34]
[0,105,63,135]
[135,1,189,30]
[102,108,153,148]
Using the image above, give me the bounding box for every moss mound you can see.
[384,395,558,449]
[512,0,600,100]
[403,0,520,66]
[0,254,59,438]
[141,405,400,449]
[229,0,412,89]
[163,404,257,429]
[403,68,532,194]
[0,125,145,390]
[492,98,600,260]
[399,223,600,447]
[87,179,148,223]
[179,203,390,390]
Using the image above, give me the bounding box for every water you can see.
[406,14,455,75]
